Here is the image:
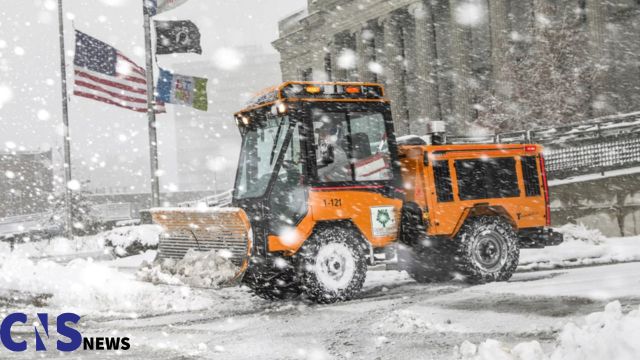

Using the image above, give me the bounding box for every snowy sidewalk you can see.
[519,224,640,271]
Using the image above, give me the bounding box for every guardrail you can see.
[177,189,233,208]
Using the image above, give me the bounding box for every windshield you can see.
[235,115,291,199]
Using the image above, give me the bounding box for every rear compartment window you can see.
[432,160,454,202]
[521,156,541,197]
[454,157,520,200]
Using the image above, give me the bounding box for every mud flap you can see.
[150,207,253,286]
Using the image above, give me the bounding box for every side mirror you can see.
[423,152,429,166]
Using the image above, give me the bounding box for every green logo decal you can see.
[376,209,391,228]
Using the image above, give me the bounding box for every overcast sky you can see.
[0,0,305,193]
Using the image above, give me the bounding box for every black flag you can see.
[155,20,202,55]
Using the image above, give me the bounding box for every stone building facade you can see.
[273,0,640,136]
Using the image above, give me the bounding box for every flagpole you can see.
[57,0,74,239]
[143,0,161,208]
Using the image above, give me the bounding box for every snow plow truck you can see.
[151,82,563,303]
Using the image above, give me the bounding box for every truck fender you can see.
[451,205,516,237]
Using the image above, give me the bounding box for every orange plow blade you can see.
[150,207,253,285]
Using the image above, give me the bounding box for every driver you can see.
[316,120,351,182]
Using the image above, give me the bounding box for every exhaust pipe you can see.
[427,121,447,145]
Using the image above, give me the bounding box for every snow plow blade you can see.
[150,207,253,286]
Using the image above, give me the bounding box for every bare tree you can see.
[476,23,594,132]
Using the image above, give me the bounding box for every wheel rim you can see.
[472,232,507,272]
[313,243,356,291]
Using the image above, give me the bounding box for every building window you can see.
[578,0,587,23]
[324,52,332,81]
[301,68,313,81]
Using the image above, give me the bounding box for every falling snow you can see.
[2,0,640,358]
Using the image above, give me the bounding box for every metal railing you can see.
[177,189,233,208]
[447,112,640,180]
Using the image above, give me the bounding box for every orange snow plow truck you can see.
[151,82,563,303]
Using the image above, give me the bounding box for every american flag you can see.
[73,31,165,113]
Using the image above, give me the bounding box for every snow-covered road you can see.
[2,261,638,359]
[1,225,639,359]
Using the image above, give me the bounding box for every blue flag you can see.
[156,68,208,111]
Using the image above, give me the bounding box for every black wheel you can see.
[453,216,519,284]
[297,227,368,304]
[397,238,454,283]
[243,258,302,301]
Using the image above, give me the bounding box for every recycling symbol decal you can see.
[371,206,396,237]
[376,209,391,228]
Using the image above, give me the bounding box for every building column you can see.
[380,12,410,136]
[402,10,423,134]
[331,32,358,82]
[355,26,376,83]
[488,0,511,97]
[371,21,385,84]
[409,1,442,133]
[330,35,345,81]
[448,0,475,133]
[431,0,453,124]
[586,0,609,115]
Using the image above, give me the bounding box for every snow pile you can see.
[0,252,211,315]
[519,224,640,271]
[454,301,640,360]
[138,249,239,288]
[6,235,106,258]
[555,223,606,245]
[376,309,452,333]
[103,225,162,257]
[2,225,161,259]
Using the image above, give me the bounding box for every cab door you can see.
[423,153,462,235]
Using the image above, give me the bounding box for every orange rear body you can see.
[399,143,549,238]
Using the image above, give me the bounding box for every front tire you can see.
[453,216,519,283]
[243,258,302,301]
[297,227,368,304]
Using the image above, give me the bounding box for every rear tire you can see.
[297,227,367,304]
[453,216,519,284]
[243,258,302,301]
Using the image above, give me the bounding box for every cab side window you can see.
[454,157,520,200]
[312,110,392,183]
[312,111,352,182]
[349,112,393,181]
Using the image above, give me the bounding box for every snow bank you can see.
[103,224,162,257]
[519,224,640,271]
[137,249,239,288]
[376,309,453,333]
[0,251,210,316]
[5,235,106,258]
[555,223,606,245]
[1,225,161,259]
[454,301,640,360]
